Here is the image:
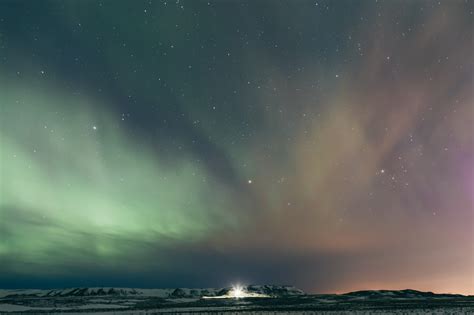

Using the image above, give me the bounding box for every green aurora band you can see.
[0,80,239,275]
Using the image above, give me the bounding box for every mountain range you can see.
[0,285,304,299]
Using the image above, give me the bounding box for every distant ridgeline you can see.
[0,285,305,299]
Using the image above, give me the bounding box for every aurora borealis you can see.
[0,0,473,294]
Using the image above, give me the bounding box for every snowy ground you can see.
[1,308,470,314]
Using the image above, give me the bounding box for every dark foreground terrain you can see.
[0,286,472,314]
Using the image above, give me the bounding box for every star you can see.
[92,126,97,130]
[248,179,252,184]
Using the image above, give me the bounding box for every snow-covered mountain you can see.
[0,285,305,299]
[246,285,305,297]
[341,289,464,299]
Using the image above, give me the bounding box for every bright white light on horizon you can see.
[229,284,245,299]
[202,284,270,299]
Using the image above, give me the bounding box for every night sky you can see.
[0,0,473,294]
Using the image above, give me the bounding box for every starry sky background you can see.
[0,0,473,294]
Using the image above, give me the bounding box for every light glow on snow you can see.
[229,284,245,299]
[202,284,270,299]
